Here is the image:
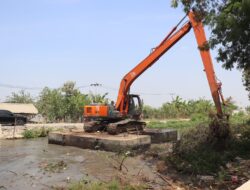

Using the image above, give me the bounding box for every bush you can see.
[166,122,250,174]
[190,113,208,122]
[143,97,215,120]
[22,128,49,138]
[230,112,250,126]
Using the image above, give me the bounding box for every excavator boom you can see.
[188,13,223,117]
[115,11,224,117]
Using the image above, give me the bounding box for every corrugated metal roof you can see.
[0,103,38,114]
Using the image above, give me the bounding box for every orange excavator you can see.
[83,11,226,134]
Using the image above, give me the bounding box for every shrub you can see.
[22,128,49,138]
[166,122,250,174]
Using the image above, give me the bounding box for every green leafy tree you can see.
[61,81,78,97]
[36,87,65,122]
[143,97,216,120]
[6,90,34,103]
[89,92,109,104]
[171,0,250,98]
[61,81,90,121]
[36,82,91,122]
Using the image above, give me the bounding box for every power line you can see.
[100,84,176,96]
[0,83,42,90]
[0,82,177,96]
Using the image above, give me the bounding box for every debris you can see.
[39,160,67,173]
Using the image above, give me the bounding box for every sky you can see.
[0,0,248,108]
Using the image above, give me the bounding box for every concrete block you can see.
[143,128,177,143]
[49,132,151,152]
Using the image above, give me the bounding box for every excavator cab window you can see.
[128,94,142,119]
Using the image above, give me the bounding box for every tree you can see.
[36,87,65,122]
[61,81,78,97]
[61,81,90,121]
[89,92,109,104]
[6,90,34,103]
[36,82,91,122]
[171,0,250,98]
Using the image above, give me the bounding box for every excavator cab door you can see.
[127,94,142,120]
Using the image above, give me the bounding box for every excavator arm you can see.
[115,11,224,117]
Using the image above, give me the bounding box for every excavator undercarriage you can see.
[84,118,146,135]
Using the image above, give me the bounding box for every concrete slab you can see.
[48,131,151,152]
[143,128,177,143]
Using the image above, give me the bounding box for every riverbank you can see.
[0,123,83,139]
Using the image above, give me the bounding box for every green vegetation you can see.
[147,112,208,130]
[166,119,250,174]
[5,81,110,123]
[67,180,146,190]
[6,89,34,103]
[143,96,237,120]
[36,81,91,122]
[144,101,250,175]
[230,111,250,126]
[89,92,109,104]
[5,81,239,125]
[143,96,217,119]
[22,127,52,138]
[147,119,202,130]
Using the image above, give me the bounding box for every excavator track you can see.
[84,121,105,132]
[107,119,146,135]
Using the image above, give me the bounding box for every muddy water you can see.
[0,138,162,190]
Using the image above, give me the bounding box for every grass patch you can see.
[148,120,198,130]
[147,113,209,130]
[230,112,250,126]
[22,127,52,138]
[67,179,146,190]
[147,120,193,129]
